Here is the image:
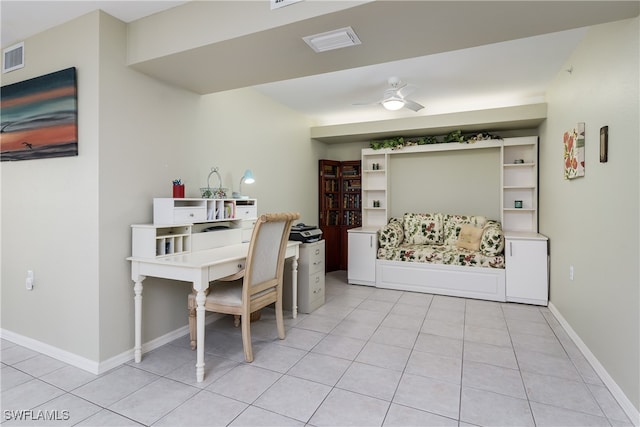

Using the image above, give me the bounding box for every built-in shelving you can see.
[132,224,192,258]
[502,137,538,232]
[361,152,388,228]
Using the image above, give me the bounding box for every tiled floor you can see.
[1,271,634,426]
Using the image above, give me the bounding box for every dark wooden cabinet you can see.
[319,159,361,272]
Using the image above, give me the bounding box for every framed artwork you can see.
[563,122,585,179]
[1,67,78,161]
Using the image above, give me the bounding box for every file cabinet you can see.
[284,240,325,313]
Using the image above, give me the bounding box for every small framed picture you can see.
[600,126,608,163]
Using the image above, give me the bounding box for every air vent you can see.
[303,27,361,53]
[3,42,24,73]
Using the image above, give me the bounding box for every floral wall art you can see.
[563,122,585,179]
[0,67,78,161]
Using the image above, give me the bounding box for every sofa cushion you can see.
[443,214,488,246]
[456,224,483,251]
[377,244,505,268]
[378,220,404,248]
[480,220,505,256]
[403,213,444,245]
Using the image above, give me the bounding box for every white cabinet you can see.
[284,240,325,313]
[505,232,549,306]
[347,227,378,286]
[502,137,538,233]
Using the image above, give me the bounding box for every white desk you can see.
[128,241,300,382]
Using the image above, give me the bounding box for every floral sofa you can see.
[377,213,505,269]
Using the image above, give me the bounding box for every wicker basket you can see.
[250,310,262,322]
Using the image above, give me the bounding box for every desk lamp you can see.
[233,169,255,199]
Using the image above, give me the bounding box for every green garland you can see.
[370,131,501,150]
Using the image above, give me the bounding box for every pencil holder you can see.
[173,184,185,198]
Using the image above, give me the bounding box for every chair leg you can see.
[275,298,285,340]
[188,299,196,350]
[240,314,253,362]
[233,315,240,327]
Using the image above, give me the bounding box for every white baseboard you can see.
[0,328,100,374]
[549,302,640,426]
[0,313,223,376]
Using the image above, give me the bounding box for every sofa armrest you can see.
[378,219,404,248]
[480,221,505,256]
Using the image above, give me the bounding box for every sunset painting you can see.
[1,67,78,161]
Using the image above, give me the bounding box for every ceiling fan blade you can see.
[396,83,417,98]
[403,99,424,112]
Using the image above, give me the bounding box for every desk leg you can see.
[133,276,145,363]
[195,288,206,383]
[291,256,299,319]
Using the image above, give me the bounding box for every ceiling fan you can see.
[355,76,425,112]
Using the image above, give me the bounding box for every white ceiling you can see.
[1,1,637,127]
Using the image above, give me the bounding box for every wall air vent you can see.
[3,42,24,73]
[303,27,361,53]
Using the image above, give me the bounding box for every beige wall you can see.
[389,148,501,219]
[1,12,102,361]
[540,17,639,411]
[96,12,202,360]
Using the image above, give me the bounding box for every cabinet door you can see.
[347,231,377,285]
[506,239,548,305]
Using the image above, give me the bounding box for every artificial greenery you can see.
[369,131,501,150]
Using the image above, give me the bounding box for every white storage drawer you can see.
[173,207,207,223]
[236,206,257,219]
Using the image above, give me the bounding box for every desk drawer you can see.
[236,206,257,220]
[174,207,207,223]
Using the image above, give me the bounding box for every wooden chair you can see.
[188,212,299,362]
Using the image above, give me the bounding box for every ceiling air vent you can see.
[3,42,24,73]
[303,27,361,53]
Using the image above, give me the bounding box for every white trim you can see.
[549,302,640,426]
[0,328,100,373]
[0,313,223,375]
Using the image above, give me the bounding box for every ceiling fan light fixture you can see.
[382,98,405,111]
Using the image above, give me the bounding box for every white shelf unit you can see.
[153,198,257,225]
[502,137,538,233]
[132,198,258,259]
[361,152,389,228]
[132,224,192,258]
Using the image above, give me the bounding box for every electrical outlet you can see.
[569,265,574,281]
[26,270,34,290]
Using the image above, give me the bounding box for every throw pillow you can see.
[378,220,404,248]
[456,224,483,251]
[403,213,443,245]
[480,221,505,256]
[443,214,487,246]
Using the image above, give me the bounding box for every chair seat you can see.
[188,280,275,307]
